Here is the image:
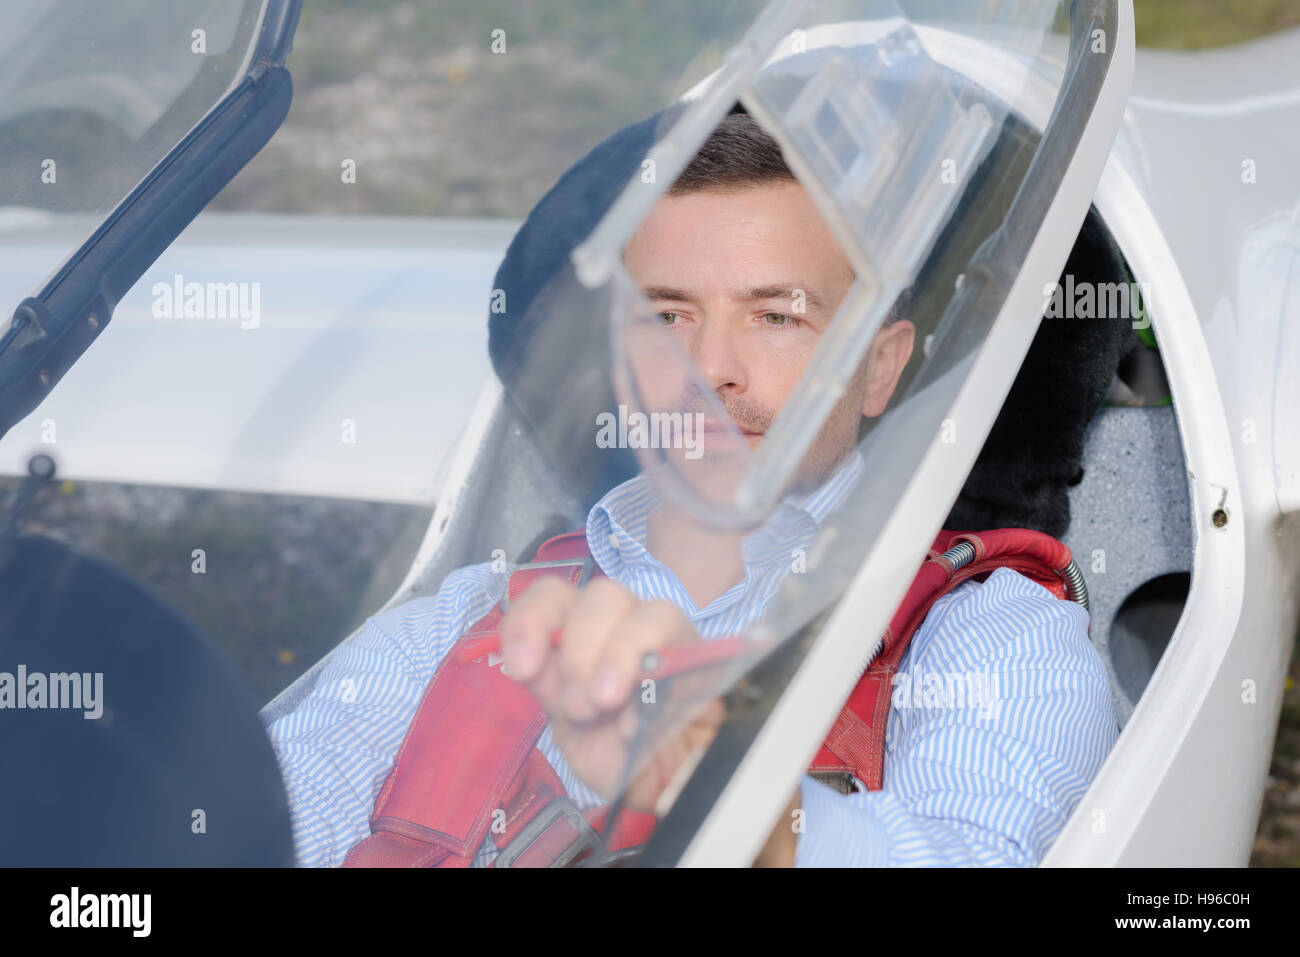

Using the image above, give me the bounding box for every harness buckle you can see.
[495,796,601,868]
[499,555,595,613]
[808,770,861,795]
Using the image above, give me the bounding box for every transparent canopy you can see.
[0,0,1118,867]
[0,0,272,305]
[398,0,1084,862]
[1,0,266,216]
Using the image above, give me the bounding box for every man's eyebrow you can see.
[641,286,696,304]
[639,284,833,313]
[738,284,830,313]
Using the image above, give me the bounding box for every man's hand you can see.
[499,576,725,812]
[500,576,802,865]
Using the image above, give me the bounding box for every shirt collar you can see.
[586,448,864,585]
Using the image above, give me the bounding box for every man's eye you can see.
[760,312,797,327]
[658,311,683,326]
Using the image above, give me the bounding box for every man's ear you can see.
[861,320,915,418]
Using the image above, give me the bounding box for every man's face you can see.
[621,180,914,499]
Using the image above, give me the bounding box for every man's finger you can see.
[556,578,636,721]
[498,575,576,683]
[587,599,695,711]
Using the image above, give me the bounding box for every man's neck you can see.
[644,501,746,611]
[634,451,864,609]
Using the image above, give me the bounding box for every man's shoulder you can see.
[289,560,509,697]
[909,565,1095,669]
[366,560,507,637]
[897,566,1119,753]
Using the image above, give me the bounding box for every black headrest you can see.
[488,106,679,386]
[487,106,692,508]
[943,206,1137,537]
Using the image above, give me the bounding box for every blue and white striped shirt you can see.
[267,455,1117,866]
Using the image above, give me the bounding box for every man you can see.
[267,110,1118,867]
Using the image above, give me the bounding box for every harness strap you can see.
[808,529,1079,789]
[345,526,1081,863]
[341,630,549,867]
[345,530,654,868]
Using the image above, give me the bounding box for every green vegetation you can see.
[218,0,1300,218]
[1135,0,1300,48]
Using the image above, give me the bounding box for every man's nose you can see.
[688,315,747,394]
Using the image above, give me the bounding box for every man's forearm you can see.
[752,789,800,867]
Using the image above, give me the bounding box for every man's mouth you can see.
[699,419,762,437]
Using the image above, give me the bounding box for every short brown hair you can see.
[665,109,901,324]
[668,110,796,195]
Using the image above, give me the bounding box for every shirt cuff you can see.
[793,775,891,868]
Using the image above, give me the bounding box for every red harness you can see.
[343,526,1081,867]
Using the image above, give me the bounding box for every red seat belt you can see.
[344,527,1082,866]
